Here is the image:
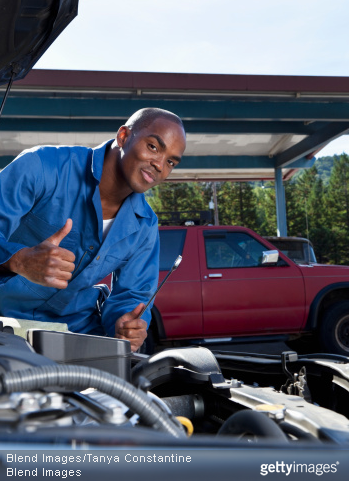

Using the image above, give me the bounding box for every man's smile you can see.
[140,168,156,183]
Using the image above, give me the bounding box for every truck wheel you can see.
[320,301,349,356]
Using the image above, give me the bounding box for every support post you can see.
[274,168,287,236]
[212,182,219,226]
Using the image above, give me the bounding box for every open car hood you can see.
[0,0,78,85]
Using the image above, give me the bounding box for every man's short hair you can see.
[125,108,185,134]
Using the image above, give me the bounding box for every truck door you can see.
[156,227,203,338]
[199,229,306,336]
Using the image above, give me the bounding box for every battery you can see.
[28,330,131,381]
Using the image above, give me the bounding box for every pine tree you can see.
[146,182,211,224]
[217,182,258,228]
[325,153,349,264]
[285,180,305,237]
[254,183,277,235]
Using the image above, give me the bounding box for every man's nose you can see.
[150,156,164,172]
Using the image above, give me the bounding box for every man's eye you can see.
[149,143,157,152]
[167,159,175,167]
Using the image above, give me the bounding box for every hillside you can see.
[313,155,338,183]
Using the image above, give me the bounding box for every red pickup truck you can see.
[147,225,349,355]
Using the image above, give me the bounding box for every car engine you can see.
[1,322,349,448]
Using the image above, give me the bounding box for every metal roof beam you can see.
[180,155,313,169]
[3,97,349,121]
[181,155,273,169]
[0,118,119,132]
[275,122,349,168]
[0,117,330,135]
[183,120,328,135]
[285,157,315,168]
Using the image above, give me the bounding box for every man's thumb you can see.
[119,303,145,325]
[47,219,73,246]
[126,303,145,320]
[132,303,145,318]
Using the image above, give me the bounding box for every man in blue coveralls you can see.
[0,108,186,351]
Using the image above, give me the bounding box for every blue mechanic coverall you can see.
[0,140,159,335]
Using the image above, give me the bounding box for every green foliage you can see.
[323,154,349,263]
[314,155,338,184]
[146,182,211,224]
[217,182,258,229]
[147,182,210,212]
[254,184,277,236]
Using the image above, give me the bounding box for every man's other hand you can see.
[114,303,148,352]
[2,219,76,289]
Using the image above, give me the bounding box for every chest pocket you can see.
[95,254,128,282]
[10,212,80,251]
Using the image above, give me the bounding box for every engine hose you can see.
[278,421,321,443]
[217,410,289,442]
[0,364,185,438]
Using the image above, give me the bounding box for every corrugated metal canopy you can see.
[1,69,349,182]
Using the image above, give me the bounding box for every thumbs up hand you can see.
[2,219,76,289]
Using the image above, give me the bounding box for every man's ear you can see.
[116,126,132,148]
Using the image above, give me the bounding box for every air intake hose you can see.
[0,364,185,438]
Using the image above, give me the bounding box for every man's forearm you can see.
[0,250,27,275]
[0,251,24,274]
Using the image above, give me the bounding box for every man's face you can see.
[116,117,186,193]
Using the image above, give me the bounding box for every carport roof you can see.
[1,69,349,181]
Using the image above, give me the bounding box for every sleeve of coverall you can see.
[0,150,44,265]
[100,220,160,336]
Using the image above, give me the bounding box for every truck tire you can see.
[320,301,349,356]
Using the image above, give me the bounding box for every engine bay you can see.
[1,322,349,448]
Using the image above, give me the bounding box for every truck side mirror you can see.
[262,250,279,265]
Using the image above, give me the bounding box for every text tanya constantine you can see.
[7,453,192,464]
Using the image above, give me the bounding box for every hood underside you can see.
[0,0,78,85]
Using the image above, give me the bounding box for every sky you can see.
[34,0,349,158]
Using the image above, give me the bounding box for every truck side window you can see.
[159,230,187,271]
[204,231,270,268]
